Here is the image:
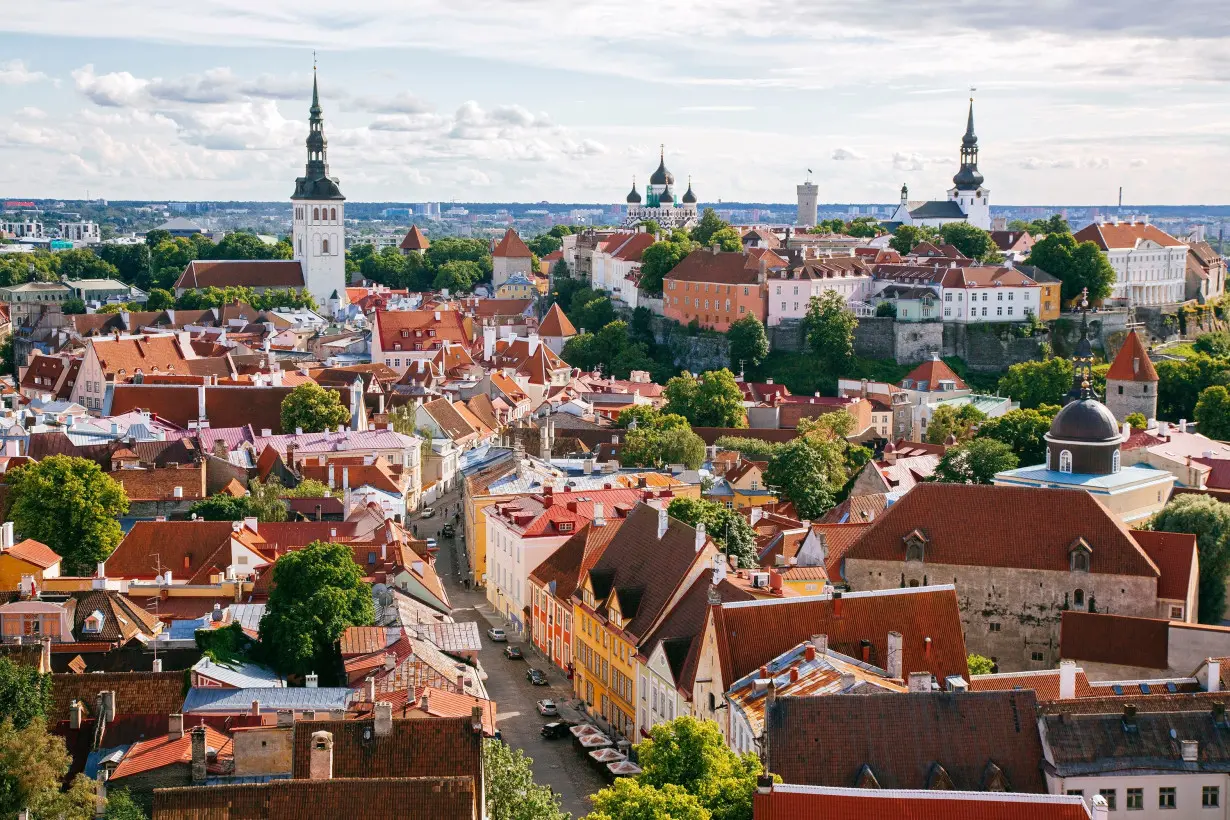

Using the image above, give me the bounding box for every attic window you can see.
[400,330,409,338]
[903,530,927,562]
[1070,540,1092,573]
[83,610,105,633]
[558,522,574,533]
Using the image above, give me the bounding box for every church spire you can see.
[962,98,977,147]
[951,96,984,191]
[292,65,344,202]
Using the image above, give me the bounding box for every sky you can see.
[1,0,1228,205]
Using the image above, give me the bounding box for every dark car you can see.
[504,645,523,660]
[441,523,456,538]
[540,721,575,739]
[526,668,548,685]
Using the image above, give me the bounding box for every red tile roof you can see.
[754,786,1090,820]
[152,777,476,820]
[1060,610,1169,670]
[375,310,469,352]
[901,357,966,391]
[538,303,577,338]
[711,586,968,688]
[112,725,233,781]
[399,225,430,251]
[846,484,1160,577]
[529,519,625,603]
[175,260,305,290]
[290,715,482,781]
[1106,329,1158,382]
[492,228,532,258]
[487,487,646,538]
[969,668,1097,700]
[50,671,187,722]
[4,538,60,569]
[665,249,760,286]
[1132,530,1197,601]
[1073,221,1185,251]
[105,521,265,583]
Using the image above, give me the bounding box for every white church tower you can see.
[291,70,347,309]
[946,98,990,230]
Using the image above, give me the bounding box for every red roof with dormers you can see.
[1106,329,1158,383]
[901,357,967,391]
[1073,221,1185,251]
[492,228,532,258]
[486,487,647,538]
[375,310,468,352]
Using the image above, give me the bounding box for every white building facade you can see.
[1073,220,1188,307]
[291,73,347,309]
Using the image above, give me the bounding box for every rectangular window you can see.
[1067,790,1083,797]
[1159,787,1176,809]
[1127,788,1143,810]
[1203,786,1219,808]
[1031,651,1044,661]
[1100,790,1116,811]
[989,623,1001,632]
[1008,307,1014,315]
[997,307,1003,316]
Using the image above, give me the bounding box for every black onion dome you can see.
[659,186,674,203]
[681,179,696,204]
[1048,399,1121,443]
[626,183,642,204]
[650,148,673,186]
[952,164,984,190]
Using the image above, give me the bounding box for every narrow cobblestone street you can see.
[418,490,607,818]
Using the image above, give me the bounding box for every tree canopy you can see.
[939,222,1002,263]
[619,409,706,471]
[280,382,351,434]
[727,315,769,371]
[0,656,51,729]
[763,412,865,521]
[1025,231,1117,304]
[0,718,96,820]
[634,716,767,820]
[7,455,128,574]
[1195,386,1230,441]
[933,438,1019,484]
[1153,494,1230,623]
[638,234,695,296]
[588,779,709,820]
[926,404,987,445]
[997,357,1074,409]
[562,320,656,380]
[690,209,733,247]
[888,224,939,255]
[975,406,1059,465]
[667,497,758,568]
[663,370,747,428]
[484,740,568,820]
[803,290,858,374]
[259,540,374,679]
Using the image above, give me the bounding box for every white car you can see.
[486,627,507,642]
[537,699,558,716]
[420,507,436,519]
[425,538,438,550]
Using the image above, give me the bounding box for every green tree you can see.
[187,494,254,524]
[975,407,1058,465]
[145,288,175,310]
[621,422,706,471]
[144,228,172,246]
[562,321,655,380]
[875,301,897,318]
[667,497,758,568]
[635,716,766,820]
[664,370,746,428]
[259,540,373,679]
[1153,494,1230,623]
[712,436,781,461]
[1195,386,1230,441]
[61,297,87,315]
[803,290,858,373]
[103,788,147,820]
[926,404,987,445]
[727,315,769,371]
[709,227,743,253]
[939,222,1000,262]
[764,437,838,520]
[55,248,120,280]
[209,231,279,260]
[997,357,1074,409]
[1194,332,1230,358]
[97,243,152,288]
[7,455,128,574]
[1125,412,1148,430]
[636,219,661,235]
[434,259,483,292]
[0,336,14,378]
[967,654,995,675]
[280,382,351,434]
[0,655,51,729]
[933,438,1019,484]
[888,224,939,254]
[484,740,568,820]
[426,237,493,281]
[845,217,881,238]
[588,779,709,820]
[1026,231,1117,304]
[690,208,731,247]
[638,237,694,296]
[526,234,562,258]
[0,718,96,820]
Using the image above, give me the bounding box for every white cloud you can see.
[831,147,865,161]
[1018,156,1077,171]
[891,152,947,171]
[15,106,47,120]
[72,64,148,107]
[1082,156,1111,169]
[0,59,48,86]
[1129,157,1148,167]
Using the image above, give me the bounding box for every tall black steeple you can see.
[951,98,984,191]
[292,69,345,201]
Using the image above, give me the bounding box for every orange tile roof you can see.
[901,357,966,391]
[969,668,1096,700]
[1133,529,1197,601]
[538,303,577,338]
[1106,329,1158,382]
[175,259,305,289]
[492,228,532,258]
[91,335,196,380]
[399,225,430,251]
[112,725,233,781]
[665,249,760,285]
[153,777,476,820]
[375,310,469,352]
[1073,220,1185,251]
[4,538,60,569]
[340,626,389,658]
[105,521,265,583]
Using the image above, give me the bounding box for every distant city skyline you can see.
[1,1,1228,205]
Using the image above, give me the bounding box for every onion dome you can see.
[626,177,642,204]
[659,186,674,204]
[649,144,674,186]
[681,177,696,204]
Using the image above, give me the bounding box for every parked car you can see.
[441,523,456,538]
[540,721,574,739]
[504,645,523,660]
[420,507,436,519]
[425,538,438,550]
[526,668,548,686]
[487,627,507,642]
[536,699,558,716]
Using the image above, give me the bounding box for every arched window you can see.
[321,237,329,254]
[1074,589,1085,607]
[1071,551,1090,573]
[330,208,336,221]
[1059,450,1073,474]
[313,207,320,220]
[1112,451,1121,473]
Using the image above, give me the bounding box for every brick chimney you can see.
[886,631,903,679]
[190,726,207,783]
[168,713,184,741]
[471,705,484,735]
[374,702,393,737]
[309,730,334,780]
[366,676,376,703]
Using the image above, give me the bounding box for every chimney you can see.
[887,631,903,679]
[1090,795,1109,820]
[593,503,605,527]
[804,644,815,662]
[710,243,720,255]
[190,726,207,783]
[276,710,294,728]
[69,700,84,730]
[309,730,334,780]
[328,464,335,488]
[101,691,116,723]
[1181,740,1199,762]
[173,486,183,499]
[811,634,828,655]
[924,636,932,659]
[695,522,706,553]
[384,653,396,671]
[713,553,728,585]
[471,705,485,735]
[657,506,669,539]
[152,658,163,673]
[374,702,393,737]
[832,590,843,617]
[250,700,260,717]
[0,521,13,549]
[1122,703,1138,730]
[907,672,931,693]
[365,676,376,703]
[1209,659,1222,693]
[305,673,319,688]
[1059,660,1077,700]
[168,713,184,741]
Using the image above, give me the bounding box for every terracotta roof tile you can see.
[1073,221,1185,251]
[375,310,469,352]
[901,357,967,391]
[112,725,232,781]
[1133,529,1197,601]
[106,521,257,583]
[492,228,533,258]
[538,303,577,338]
[530,519,625,602]
[340,626,389,658]
[51,671,186,722]
[754,787,1090,820]
[665,249,760,286]
[1061,610,1171,670]
[399,225,430,251]
[1106,329,1159,382]
[969,668,1097,700]
[764,691,1046,792]
[175,260,305,290]
[4,538,60,569]
[290,716,482,781]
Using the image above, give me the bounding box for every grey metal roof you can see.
[182,686,351,713]
[907,200,967,220]
[191,657,284,689]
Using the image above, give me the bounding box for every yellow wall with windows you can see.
[572,583,638,740]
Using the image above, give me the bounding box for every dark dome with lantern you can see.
[650,149,674,186]
[1049,398,1121,443]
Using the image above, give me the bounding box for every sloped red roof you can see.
[492,228,532,258]
[538,303,577,338]
[1132,529,1197,601]
[901,357,966,391]
[1073,221,1185,251]
[175,260,305,290]
[1106,329,1158,383]
[399,225,430,251]
[4,538,61,569]
[112,725,233,781]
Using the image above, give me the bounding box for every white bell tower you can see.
[292,69,347,309]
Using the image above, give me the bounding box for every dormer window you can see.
[401,330,409,338]
[558,522,574,533]
[903,529,927,563]
[1070,539,1092,573]
[83,610,105,633]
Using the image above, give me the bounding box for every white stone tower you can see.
[797,175,819,227]
[291,70,347,309]
[947,98,990,230]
